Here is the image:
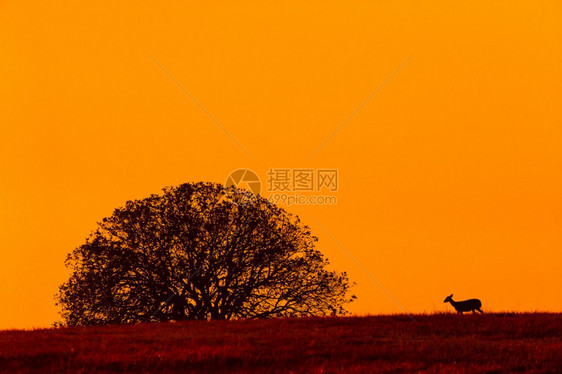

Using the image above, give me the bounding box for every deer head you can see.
[444,294,453,303]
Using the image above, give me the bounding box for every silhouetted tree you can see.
[56,182,355,326]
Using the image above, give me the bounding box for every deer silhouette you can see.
[444,294,483,314]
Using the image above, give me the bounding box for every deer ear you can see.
[450,294,453,297]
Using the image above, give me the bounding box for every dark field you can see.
[0,313,560,373]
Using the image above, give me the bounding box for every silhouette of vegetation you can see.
[3,314,561,372]
[55,182,354,326]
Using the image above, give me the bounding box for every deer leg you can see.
[477,308,484,314]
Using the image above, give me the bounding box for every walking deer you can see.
[444,294,483,314]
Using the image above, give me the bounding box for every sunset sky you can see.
[1,1,561,329]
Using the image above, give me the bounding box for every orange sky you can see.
[1,1,561,329]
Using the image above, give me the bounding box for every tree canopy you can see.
[56,182,355,326]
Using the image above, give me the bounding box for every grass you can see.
[0,313,560,373]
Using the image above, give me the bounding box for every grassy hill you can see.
[1,313,560,373]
